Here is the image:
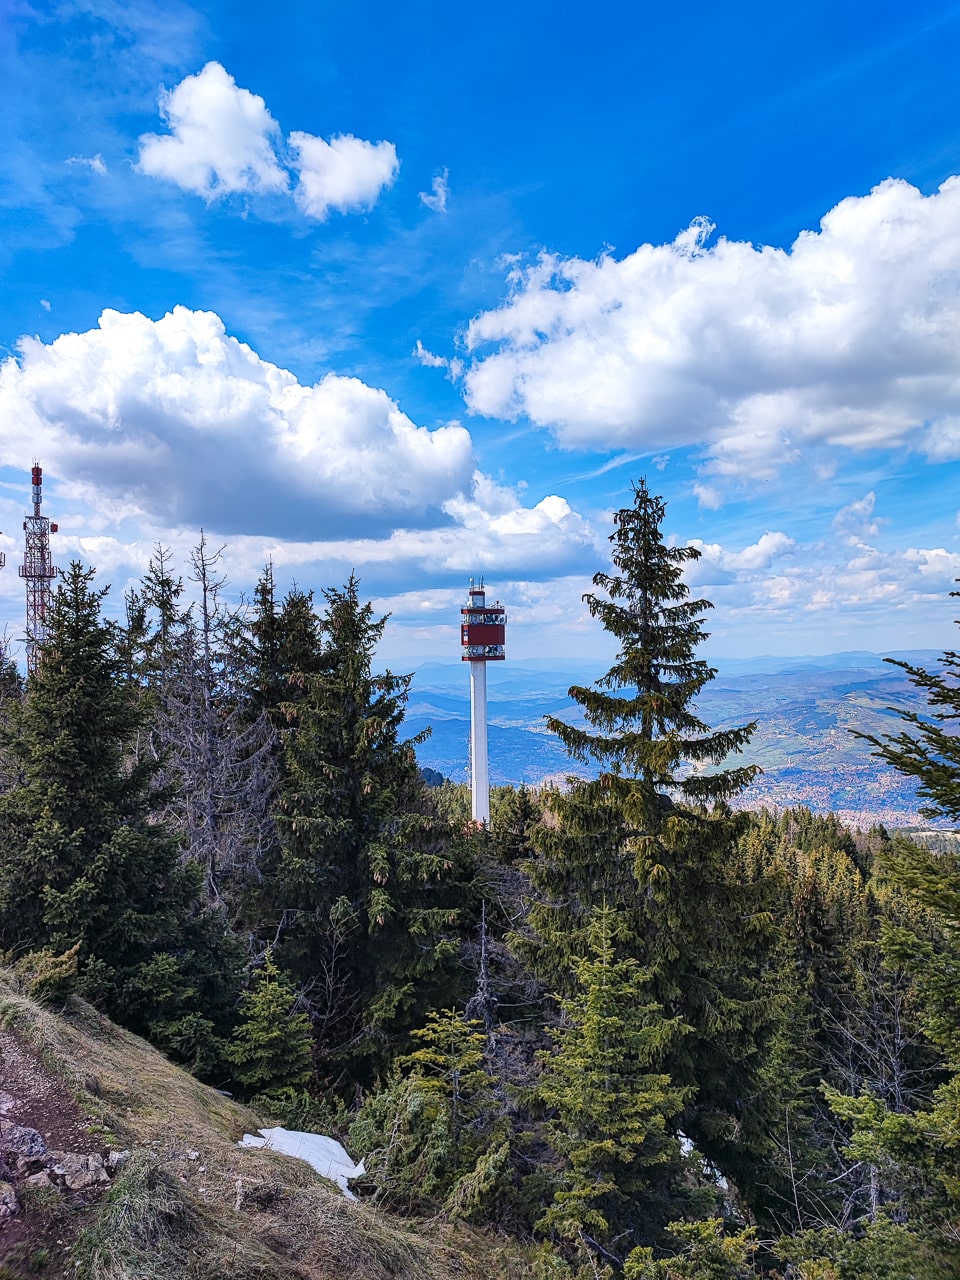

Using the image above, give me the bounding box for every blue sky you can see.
[3,0,960,664]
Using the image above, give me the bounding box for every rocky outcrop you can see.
[0,1105,129,1218]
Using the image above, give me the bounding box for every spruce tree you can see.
[227,951,314,1094]
[520,480,777,1207]
[549,477,757,808]
[854,630,960,822]
[272,575,471,1080]
[246,566,325,727]
[844,603,960,1263]
[853,623,960,1068]
[0,562,238,1064]
[537,907,687,1267]
[349,1008,507,1216]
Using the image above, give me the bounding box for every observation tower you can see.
[461,578,506,824]
[19,463,58,675]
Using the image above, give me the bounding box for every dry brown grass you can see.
[0,973,532,1280]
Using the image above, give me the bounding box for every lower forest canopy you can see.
[0,487,959,1278]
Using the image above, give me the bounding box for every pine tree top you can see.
[548,480,758,806]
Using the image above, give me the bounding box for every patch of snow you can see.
[239,1127,365,1199]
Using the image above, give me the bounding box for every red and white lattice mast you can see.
[460,578,506,824]
[19,463,58,675]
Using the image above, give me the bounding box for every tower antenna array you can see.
[460,578,506,824]
[19,463,58,675]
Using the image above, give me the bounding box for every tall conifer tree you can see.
[521,480,777,1204]
[0,562,238,1059]
[272,575,470,1080]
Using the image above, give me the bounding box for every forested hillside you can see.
[0,486,958,1278]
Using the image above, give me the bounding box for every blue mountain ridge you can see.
[405,652,946,825]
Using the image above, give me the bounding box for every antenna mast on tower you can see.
[460,578,506,824]
[19,463,58,675]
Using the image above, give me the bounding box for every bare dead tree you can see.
[136,536,279,916]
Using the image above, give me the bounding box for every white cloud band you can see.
[0,306,472,535]
[463,176,960,478]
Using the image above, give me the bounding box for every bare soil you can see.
[0,1029,107,1278]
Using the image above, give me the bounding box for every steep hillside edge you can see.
[0,972,527,1280]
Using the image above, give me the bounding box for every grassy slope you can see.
[0,973,528,1280]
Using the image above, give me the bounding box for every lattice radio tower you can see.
[19,463,58,675]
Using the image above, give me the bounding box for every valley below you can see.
[409,649,948,827]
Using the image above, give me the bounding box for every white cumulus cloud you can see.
[227,474,603,582]
[138,62,288,198]
[289,131,398,220]
[138,63,398,220]
[686,531,796,584]
[463,176,960,478]
[0,306,473,537]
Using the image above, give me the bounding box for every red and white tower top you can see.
[460,579,506,825]
[460,579,506,661]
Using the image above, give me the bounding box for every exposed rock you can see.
[15,1154,47,1177]
[48,1151,109,1191]
[0,1091,19,1116]
[0,1180,20,1216]
[25,1171,55,1190]
[106,1149,130,1175]
[0,1120,46,1157]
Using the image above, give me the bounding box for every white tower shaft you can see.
[470,659,489,823]
[461,577,505,826]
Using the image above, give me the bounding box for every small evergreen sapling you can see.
[227,951,313,1094]
[348,1007,507,1217]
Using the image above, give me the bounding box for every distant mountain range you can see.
[407,651,949,827]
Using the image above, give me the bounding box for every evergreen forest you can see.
[2,482,960,1279]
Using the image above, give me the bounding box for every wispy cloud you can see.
[419,169,449,214]
[693,482,722,510]
[834,491,881,542]
[414,339,463,378]
[66,154,107,176]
